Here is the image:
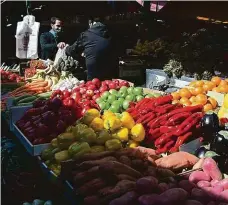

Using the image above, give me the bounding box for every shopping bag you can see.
[54,47,67,66]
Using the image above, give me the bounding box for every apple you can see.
[92,78,101,87]
[63,90,71,99]
[107,95,116,104]
[98,101,106,110]
[118,90,127,98]
[101,91,109,100]
[127,87,134,94]
[120,81,130,87]
[101,81,107,87]
[123,100,131,110]
[86,90,94,97]
[112,100,121,107]
[79,82,85,87]
[92,94,100,101]
[109,104,120,113]
[96,97,103,103]
[133,87,143,95]
[118,98,125,105]
[113,80,119,86]
[125,94,134,101]
[136,95,144,102]
[72,87,80,92]
[86,81,93,86]
[88,84,96,91]
[108,82,117,89]
[104,102,111,110]
[99,85,108,93]
[120,86,128,92]
[109,89,118,96]
[105,80,112,85]
[71,92,81,102]
[80,87,87,95]
[94,90,100,94]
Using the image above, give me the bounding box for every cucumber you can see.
[13,94,33,104]
[37,91,52,99]
[16,102,33,106]
[18,96,37,104]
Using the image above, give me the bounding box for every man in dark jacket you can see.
[40,17,66,60]
[65,16,119,80]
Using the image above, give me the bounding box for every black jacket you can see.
[40,32,59,60]
[65,23,119,80]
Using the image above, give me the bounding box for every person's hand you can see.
[57,42,66,49]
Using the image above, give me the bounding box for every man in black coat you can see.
[65,16,119,80]
[40,17,66,60]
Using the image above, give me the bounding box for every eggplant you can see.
[200,113,220,141]
[195,146,208,158]
[210,130,228,157]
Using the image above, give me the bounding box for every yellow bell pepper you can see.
[218,94,228,119]
[102,110,116,120]
[130,123,145,142]
[82,108,100,125]
[223,94,228,109]
[112,127,129,141]
[90,117,104,131]
[104,116,122,131]
[120,112,135,129]
[126,140,139,148]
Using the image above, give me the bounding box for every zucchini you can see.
[18,96,37,104]
[13,94,33,104]
[37,91,52,99]
[17,102,33,106]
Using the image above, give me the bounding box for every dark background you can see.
[1,1,228,63]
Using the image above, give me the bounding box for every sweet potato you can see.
[207,202,216,205]
[84,195,101,205]
[197,181,211,188]
[134,146,160,160]
[116,174,137,182]
[131,159,147,171]
[136,176,158,194]
[155,152,199,170]
[99,161,142,178]
[191,188,210,203]
[78,156,117,170]
[157,188,188,204]
[158,183,169,193]
[119,156,132,167]
[189,171,211,183]
[215,179,228,190]
[178,180,196,192]
[144,166,157,177]
[202,158,223,181]
[185,200,203,205]
[156,167,176,178]
[168,183,178,189]
[98,186,114,197]
[109,191,138,205]
[138,194,159,205]
[78,178,107,196]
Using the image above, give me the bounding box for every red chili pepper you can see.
[142,112,156,125]
[136,98,151,109]
[169,132,193,153]
[146,128,162,142]
[174,112,203,136]
[160,126,178,134]
[154,132,177,147]
[148,114,169,129]
[136,112,153,123]
[167,105,203,118]
[126,107,136,113]
[153,95,173,106]
[155,104,178,115]
[165,112,191,126]
[155,140,175,155]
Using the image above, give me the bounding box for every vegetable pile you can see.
[127,95,204,154]
[16,98,80,145]
[1,69,24,83]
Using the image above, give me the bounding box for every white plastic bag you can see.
[54,47,67,66]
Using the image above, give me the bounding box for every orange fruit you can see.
[219,85,228,93]
[189,81,197,87]
[180,97,190,104]
[225,78,228,83]
[179,88,192,98]
[195,81,205,87]
[172,100,180,104]
[203,103,213,112]
[191,87,204,96]
[212,87,221,93]
[183,101,192,106]
[189,96,197,103]
[207,97,217,109]
[171,92,181,100]
[203,83,214,92]
[196,94,208,105]
[192,102,201,106]
[211,76,221,86]
[219,80,228,87]
[208,81,216,88]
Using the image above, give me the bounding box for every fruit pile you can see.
[51,78,131,114]
[1,69,24,83]
[96,86,161,113]
[16,98,79,145]
[127,95,203,154]
[41,108,146,174]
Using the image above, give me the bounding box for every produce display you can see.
[96,86,161,113]
[218,94,228,125]
[1,69,24,83]
[16,98,80,145]
[127,95,203,154]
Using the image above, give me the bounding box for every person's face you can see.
[51,20,63,33]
